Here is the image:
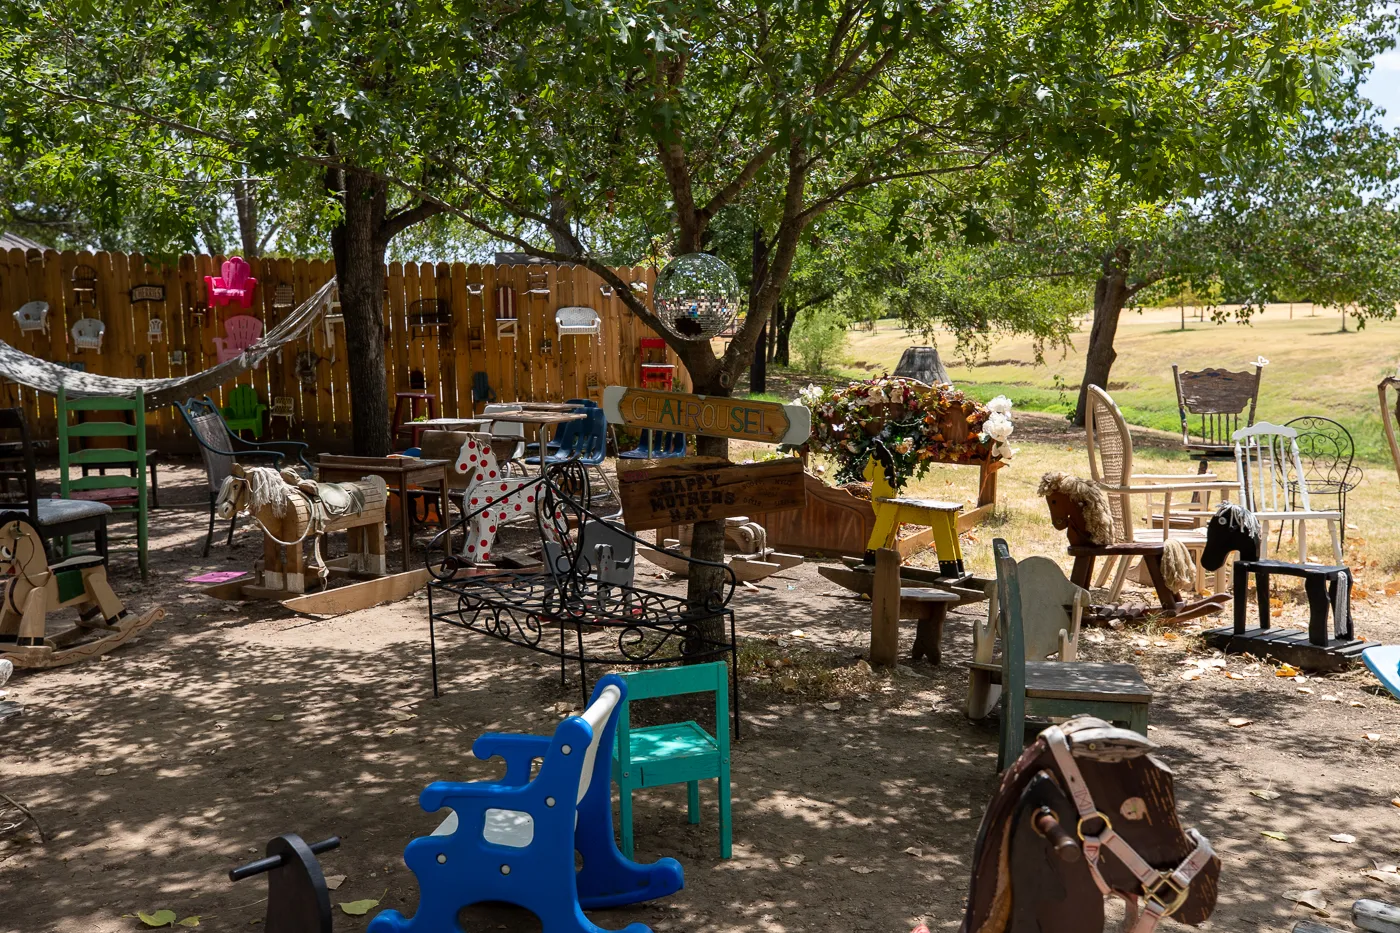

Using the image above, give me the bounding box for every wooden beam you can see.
[1356,899,1400,933]
[870,548,901,667]
[281,569,430,617]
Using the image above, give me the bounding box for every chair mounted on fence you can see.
[215,314,264,364]
[222,384,269,440]
[12,301,47,336]
[206,257,259,308]
[370,675,684,933]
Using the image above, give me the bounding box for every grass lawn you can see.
[829,304,1400,466]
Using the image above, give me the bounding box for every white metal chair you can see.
[1232,422,1344,565]
[13,301,48,335]
[1085,385,1235,596]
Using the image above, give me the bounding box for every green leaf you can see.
[137,910,177,927]
[178,918,200,927]
[338,899,380,916]
[1261,830,1288,841]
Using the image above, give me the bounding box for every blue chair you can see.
[528,408,617,506]
[659,432,688,458]
[620,429,665,459]
[613,662,732,860]
[368,675,683,933]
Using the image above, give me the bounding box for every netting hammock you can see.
[0,278,337,411]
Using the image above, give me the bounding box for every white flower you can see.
[797,384,826,406]
[1251,356,1269,368]
[986,395,1014,416]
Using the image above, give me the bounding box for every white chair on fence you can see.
[1233,422,1344,565]
[13,301,48,335]
[71,318,105,352]
[482,402,526,475]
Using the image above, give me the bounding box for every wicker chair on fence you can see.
[1085,385,1236,597]
[1172,363,1263,471]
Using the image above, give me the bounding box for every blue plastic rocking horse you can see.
[369,674,682,933]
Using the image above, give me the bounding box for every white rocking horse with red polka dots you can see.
[453,434,560,564]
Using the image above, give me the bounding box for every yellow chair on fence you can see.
[863,439,964,577]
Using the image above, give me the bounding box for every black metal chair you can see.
[175,397,312,557]
[0,407,111,561]
[1284,416,1363,544]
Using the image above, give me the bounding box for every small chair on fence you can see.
[214,314,263,364]
[368,675,684,933]
[57,388,148,580]
[222,385,268,440]
[1173,362,1263,472]
[639,337,674,390]
[12,301,47,336]
[991,538,1151,771]
[1285,415,1362,544]
[70,318,105,353]
[176,397,312,557]
[614,661,733,860]
[967,554,1083,719]
[206,257,258,308]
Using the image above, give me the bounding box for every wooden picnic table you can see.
[484,410,587,474]
[316,454,449,573]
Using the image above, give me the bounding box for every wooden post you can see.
[870,547,901,667]
[1355,899,1400,933]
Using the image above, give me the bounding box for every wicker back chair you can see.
[1172,364,1263,464]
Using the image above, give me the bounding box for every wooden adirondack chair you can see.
[989,538,1151,771]
[214,314,263,363]
[967,555,1085,719]
[222,385,268,439]
[205,256,258,308]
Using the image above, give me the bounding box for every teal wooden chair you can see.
[222,384,268,439]
[613,662,732,859]
[992,538,1151,771]
[58,388,149,581]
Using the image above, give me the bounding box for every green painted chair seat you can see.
[614,721,719,787]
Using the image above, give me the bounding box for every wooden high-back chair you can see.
[1173,363,1263,466]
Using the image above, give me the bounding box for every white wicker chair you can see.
[13,301,48,335]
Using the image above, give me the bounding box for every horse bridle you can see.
[1043,726,1215,933]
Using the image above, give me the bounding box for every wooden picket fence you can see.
[0,249,684,453]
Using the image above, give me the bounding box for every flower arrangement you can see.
[799,377,1013,490]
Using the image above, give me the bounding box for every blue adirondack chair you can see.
[369,675,683,933]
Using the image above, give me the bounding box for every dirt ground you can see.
[4,454,1400,933]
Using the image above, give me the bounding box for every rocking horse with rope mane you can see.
[224,713,1218,933]
[214,465,388,596]
[0,516,165,670]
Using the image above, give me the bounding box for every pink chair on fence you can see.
[205,257,258,308]
[214,314,263,363]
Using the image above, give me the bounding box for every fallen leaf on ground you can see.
[95,767,118,776]
[1276,663,1301,677]
[338,899,380,916]
[384,710,415,722]
[1367,870,1400,887]
[1392,798,1400,809]
[325,875,347,890]
[266,714,285,722]
[1228,718,1252,728]
[1298,687,1314,694]
[1330,834,1356,844]
[1225,671,1245,680]
[178,919,200,928]
[821,701,841,711]
[1351,701,1366,708]
[1182,671,1202,681]
[789,629,806,638]
[1262,831,1288,841]
[850,866,875,874]
[137,910,177,928]
[1324,695,1342,703]
[1283,889,1327,910]
[781,854,805,866]
[1251,790,1281,801]
[1364,733,1382,741]
[904,847,923,857]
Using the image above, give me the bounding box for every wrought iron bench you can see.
[425,459,741,733]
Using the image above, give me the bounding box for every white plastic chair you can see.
[482,402,526,474]
[1233,422,1344,564]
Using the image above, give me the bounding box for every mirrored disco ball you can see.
[654,253,740,340]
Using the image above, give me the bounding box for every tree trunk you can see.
[1074,253,1133,427]
[684,432,730,657]
[330,169,392,455]
[748,224,770,394]
[232,177,260,260]
[750,324,767,395]
[774,300,796,366]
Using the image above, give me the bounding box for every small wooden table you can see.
[409,417,492,447]
[316,455,449,572]
[484,410,587,474]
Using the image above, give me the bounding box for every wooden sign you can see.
[130,284,165,303]
[617,456,806,531]
[603,386,811,445]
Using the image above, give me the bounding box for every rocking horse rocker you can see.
[1199,502,1364,671]
[227,713,1218,933]
[0,517,164,670]
[1040,472,1228,624]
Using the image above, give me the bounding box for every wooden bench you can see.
[870,549,960,666]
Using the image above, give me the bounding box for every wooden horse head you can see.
[453,433,506,486]
[1039,472,1114,548]
[0,517,48,582]
[1201,502,1260,570]
[961,716,1219,933]
[215,464,299,522]
[861,439,901,495]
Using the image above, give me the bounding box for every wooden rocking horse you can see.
[225,715,1218,933]
[862,439,965,576]
[215,465,388,596]
[1040,472,1228,623]
[0,517,164,670]
[452,433,559,564]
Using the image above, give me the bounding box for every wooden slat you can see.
[448,260,470,416]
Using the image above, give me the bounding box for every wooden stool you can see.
[1203,558,1363,670]
[870,548,958,666]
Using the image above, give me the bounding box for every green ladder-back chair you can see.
[613,661,732,860]
[222,384,268,439]
[992,538,1150,771]
[58,387,149,581]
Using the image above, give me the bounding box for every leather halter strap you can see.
[1043,726,1215,933]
